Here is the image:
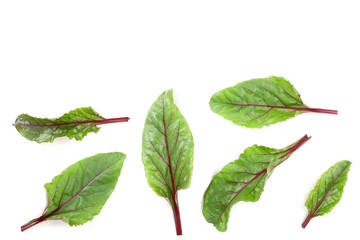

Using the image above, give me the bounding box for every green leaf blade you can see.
[203,135,310,232]
[302,160,351,228]
[15,107,129,143]
[209,76,337,128]
[21,152,126,231]
[142,89,194,235]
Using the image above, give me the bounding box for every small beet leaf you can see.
[302,160,351,228]
[21,152,126,231]
[209,76,337,128]
[202,135,310,232]
[15,107,129,143]
[142,89,194,236]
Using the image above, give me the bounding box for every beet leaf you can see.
[302,160,351,228]
[142,89,194,236]
[209,76,337,128]
[202,135,310,232]
[21,152,126,232]
[15,107,129,143]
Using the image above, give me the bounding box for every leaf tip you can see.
[164,88,174,96]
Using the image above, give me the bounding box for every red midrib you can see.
[161,95,182,236]
[220,102,337,114]
[162,105,176,200]
[18,117,130,127]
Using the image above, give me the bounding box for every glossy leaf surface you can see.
[21,152,126,231]
[203,135,310,232]
[302,160,351,228]
[15,107,129,143]
[209,76,337,128]
[142,89,194,235]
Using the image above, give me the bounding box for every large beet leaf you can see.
[209,76,337,128]
[15,107,129,143]
[203,135,310,232]
[302,160,351,228]
[142,89,194,236]
[21,152,126,231]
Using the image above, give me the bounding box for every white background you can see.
[1,1,359,239]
